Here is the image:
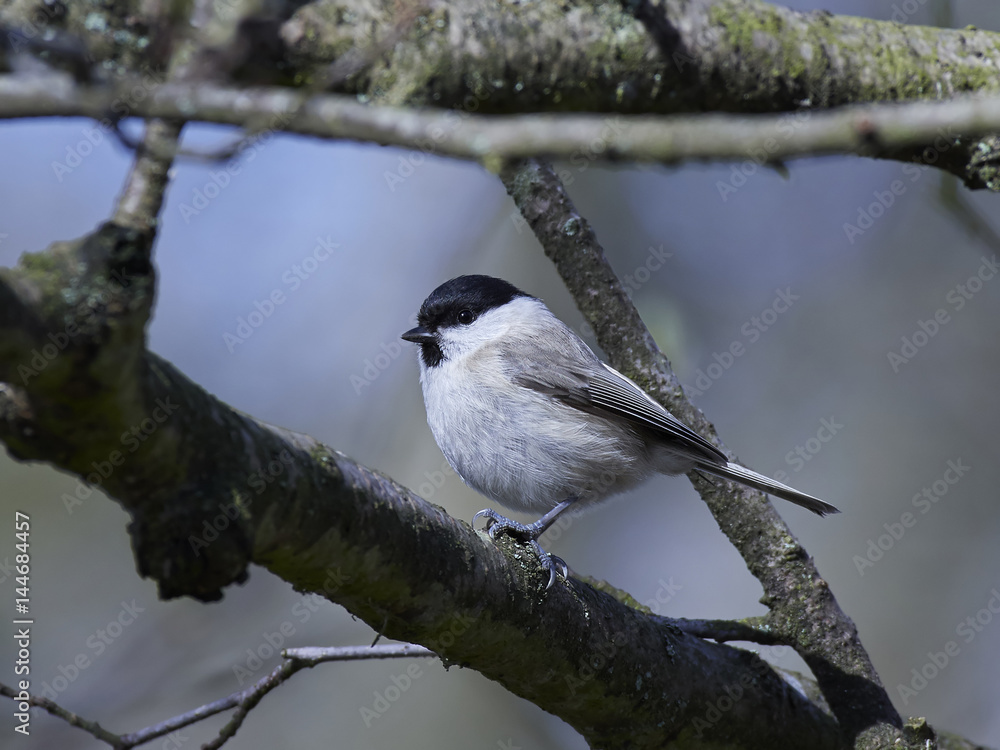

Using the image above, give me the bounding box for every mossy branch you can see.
[0,218,841,748]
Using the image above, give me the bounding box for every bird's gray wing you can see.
[508,339,727,465]
[586,364,727,463]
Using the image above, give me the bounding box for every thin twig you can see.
[201,660,301,750]
[0,682,123,746]
[184,643,438,750]
[112,119,182,231]
[1,644,437,750]
[116,691,244,748]
[284,644,437,663]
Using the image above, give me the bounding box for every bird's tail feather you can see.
[695,461,840,516]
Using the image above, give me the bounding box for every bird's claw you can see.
[473,508,567,589]
[531,542,568,589]
[472,508,504,538]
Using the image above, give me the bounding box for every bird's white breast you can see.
[417,301,654,512]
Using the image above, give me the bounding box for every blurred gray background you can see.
[2,0,999,747]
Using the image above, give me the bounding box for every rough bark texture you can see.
[280,0,1000,112]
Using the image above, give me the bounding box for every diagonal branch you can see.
[498,158,901,747]
[112,119,182,231]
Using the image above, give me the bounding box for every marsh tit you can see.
[402,275,839,586]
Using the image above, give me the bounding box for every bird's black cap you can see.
[414,275,530,333]
[401,275,531,367]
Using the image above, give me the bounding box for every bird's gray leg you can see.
[473,499,577,588]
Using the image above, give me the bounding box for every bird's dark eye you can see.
[457,309,475,325]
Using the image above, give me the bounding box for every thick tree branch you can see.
[281,0,1000,112]
[0,222,840,747]
[498,158,902,748]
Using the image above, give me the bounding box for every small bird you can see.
[402,275,839,586]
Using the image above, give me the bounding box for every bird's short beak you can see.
[401,326,436,344]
